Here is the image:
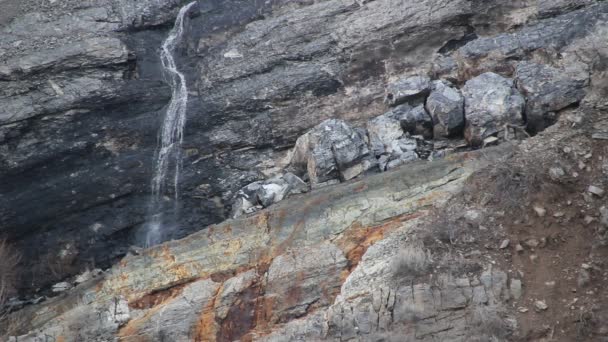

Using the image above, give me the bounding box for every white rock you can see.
[533,206,546,217]
[588,185,605,197]
[534,300,548,311]
[499,239,510,249]
[52,282,72,293]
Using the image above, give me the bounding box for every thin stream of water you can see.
[145,1,197,247]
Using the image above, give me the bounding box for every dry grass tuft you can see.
[391,242,432,279]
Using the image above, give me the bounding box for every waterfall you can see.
[145,1,197,247]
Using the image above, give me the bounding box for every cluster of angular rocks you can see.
[233,68,586,218]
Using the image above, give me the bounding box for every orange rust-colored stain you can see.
[336,211,427,277]
[353,182,368,193]
[117,284,186,342]
[57,336,65,342]
[223,224,232,235]
[193,284,222,342]
[128,283,188,310]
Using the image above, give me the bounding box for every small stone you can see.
[525,239,540,248]
[483,136,499,147]
[530,254,538,262]
[544,281,556,287]
[534,300,548,311]
[578,269,591,287]
[584,215,595,225]
[549,167,566,182]
[581,263,592,270]
[499,239,510,249]
[600,207,608,227]
[588,185,605,197]
[518,307,529,313]
[553,211,565,218]
[533,206,546,217]
[510,279,522,299]
[515,244,524,253]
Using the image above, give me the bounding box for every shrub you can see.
[391,243,432,279]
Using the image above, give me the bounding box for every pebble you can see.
[533,206,546,217]
[549,167,565,181]
[578,269,591,287]
[515,244,524,253]
[525,238,540,248]
[499,239,510,249]
[534,300,548,311]
[588,185,605,197]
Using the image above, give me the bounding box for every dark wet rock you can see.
[385,75,431,106]
[515,61,587,132]
[462,72,524,146]
[390,104,434,140]
[426,80,465,139]
[454,2,607,77]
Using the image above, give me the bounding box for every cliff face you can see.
[2,0,608,340]
[8,147,517,341]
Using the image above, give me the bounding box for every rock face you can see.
[0,0,603,310]
[462,72,525,146]
[5,147,517,341]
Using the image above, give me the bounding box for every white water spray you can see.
[145,1,197,247]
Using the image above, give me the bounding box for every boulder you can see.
[367,114,419,171]
[426,80,465,138]
[462,72,525,146]
[232,173,309,218]
[385,75,431,106]
[515,61,587,133]
[290,119,375,186]
[386,137,418,170]
[390,104,434,139]
[367,115,404,157]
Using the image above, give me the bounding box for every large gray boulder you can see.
[462,72,525,146]
[290,119,375,186]
[515,61,587,132]
[385,75,431,106]
[426,80,465,139]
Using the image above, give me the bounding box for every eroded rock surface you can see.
[0,0,605,330]
[6,147,517,341]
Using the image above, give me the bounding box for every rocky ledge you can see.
[5,146,519,341]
